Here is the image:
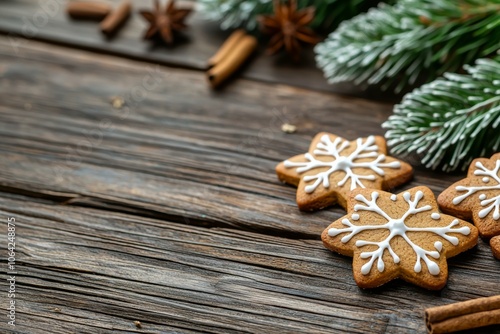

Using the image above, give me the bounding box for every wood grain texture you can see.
[0,35,414,238]
[0,0,398,99]
[0,193,499,333]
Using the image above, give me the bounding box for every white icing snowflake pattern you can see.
[328,191,471,276]
[284,135,401,193]
[453,160,500,220]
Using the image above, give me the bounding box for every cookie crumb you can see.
[111,96,125,109]
[281,123,297,133]
[134,320,142,328]
[52,307,61,312]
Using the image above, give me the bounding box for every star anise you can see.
[258,0,319,61]
[140,0,192,45]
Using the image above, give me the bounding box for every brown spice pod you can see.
[67,2,112,20]
[207,29,246,69]
[207,35,257,88]
[100,0,131,36]
[425,295,500,333]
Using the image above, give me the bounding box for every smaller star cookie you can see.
[322,186,478,290]
[276,133,413,211]
[438,153,500,239]
[491,236,500,260]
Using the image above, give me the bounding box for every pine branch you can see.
[197,0,389,33]
[382,55,500,172]
[315,0,500,92]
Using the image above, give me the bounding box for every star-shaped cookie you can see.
[322,186,478,290]
[438,153,500,239]
[491,236,500,260]
[276,133,413,211]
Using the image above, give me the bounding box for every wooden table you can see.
[0,1,498,333]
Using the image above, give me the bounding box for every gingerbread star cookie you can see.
[322,186,478,290]
[276,133,413,211]
[491,236,500,260]
[438,153,500,239]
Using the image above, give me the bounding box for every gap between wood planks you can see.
[0,185,315,240]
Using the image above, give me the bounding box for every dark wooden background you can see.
[0,0,498,333]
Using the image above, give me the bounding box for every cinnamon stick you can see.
[100,0,131,36]
[67,2,112,20]
[207,29,246,69]
[207,34,257,88]
[425,295,500,333]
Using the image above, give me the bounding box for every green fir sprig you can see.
[315,0,500,92]
[197,0,390,33]
[383,56,500,172]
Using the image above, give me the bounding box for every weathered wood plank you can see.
[1,193,499,333]
[0,0,395,98]
[0,35,464,237]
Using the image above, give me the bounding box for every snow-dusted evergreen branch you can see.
[315,0,500,93]
[383,56,500,172]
